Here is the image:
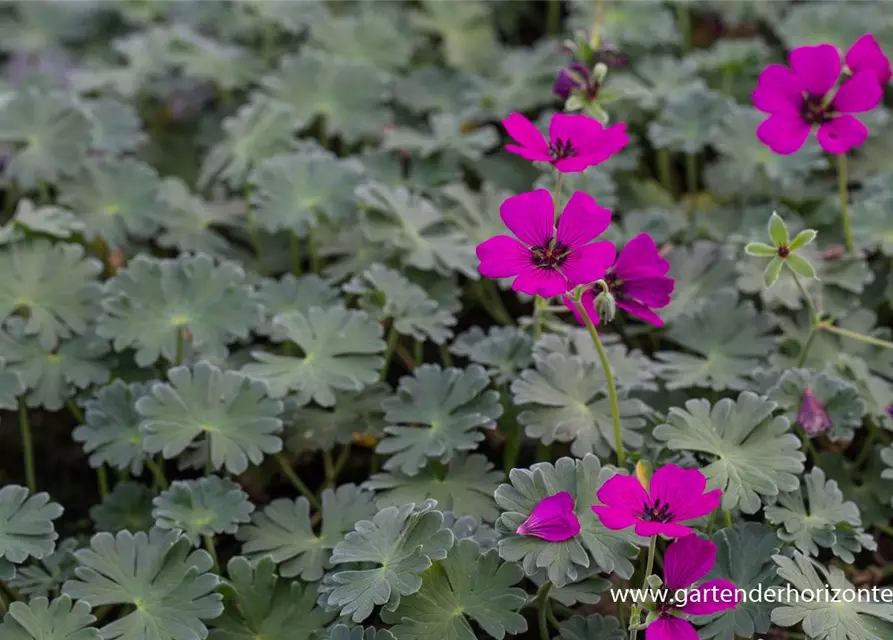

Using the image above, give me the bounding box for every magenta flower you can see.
[645,535,740,640]
[798,386,832,436]
[562,233,674,327]
[502,112,629,173]
[517,492,581,542]
[592,464,721,538]
[553,62,597,100]
[476,189,616,297]
[753,36,888,155]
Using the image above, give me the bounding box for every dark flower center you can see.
[641,497,674,522]
[532,241,569,268]
[549,137,576,160]
[777,245,790,258]
[800,94,833,125]
[604,272,626,297]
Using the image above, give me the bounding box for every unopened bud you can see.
[645,574,663,590]
[635,460,652,490]
[595,289,616,322]
[593,62,608,84]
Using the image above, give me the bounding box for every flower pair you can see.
[754,33,891,155]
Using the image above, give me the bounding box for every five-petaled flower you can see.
[592,464,721,538]
[644,535,740,640]
[753,34,890,155]
[517,491,581,542]
[476,188,616,297]
[563,233,674,327]
[502,112,628,172]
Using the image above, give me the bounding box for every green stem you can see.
[145,456,169,490]
[630,537,658,640]
[413,340,423,366]
[439,343,453,368]
[205,445,213,477]
[799,431,818,459]
[553,173,564,218]
[706,508,717,536]
[675,1,692,52]
[333,444,350,478]
[798,326,819,368]
[323,450,336,489]
[276,453,322,510]
[380,326,399,381]
[97,464,109,499]
[534,296,545,340]
[175,326,185,367]
[789,266,819,328]
[723,509,733,529]
[855,422,881,468]
[203,535,219,573]
[547,0,561,35]
[657,149,673,193]
[18,398,36,493]
[820,322,893,350]
[502,384,521,475]
[876,523,893,538]
[0,587,7,613]
[685,152,698,196]
[243,184,264,266]
[289,231,303,275]
[66,399,85,424]
[481,280,513,325]
[547,602,561,630]
[308,227,320,272]
[838,153,855,252]
[536,582,553,640]
[574,298,625,466]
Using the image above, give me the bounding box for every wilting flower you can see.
[476,189,615,297]
[553,62,599,101]
[502,112,628,173]
[517,492,581,542]
[592,464,721,538]
[753,35,889,155]
[644,535,740,640]
[799,386,833,436]
[563,233,674,326]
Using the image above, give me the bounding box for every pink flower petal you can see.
[594,474,648,524]
[476,236,531,278]
[634,520,694,538]
[645,616,699,640]
[549,112,602,146]
[752,64,804,114]
[616,299,666,327]
[663,535,717,591]
[621,277,674,309]
[562,241,616,288]
[756,113,812,155]
[511,266,569,298]
[789,43,842,96]
[846,33,892,86]
[505,143,552,163]
[503,112,550,155]
[650,464,722,523]
[613,233,670,281]
[591,505,639,530]
[678,578,741,615]
[517,491,581,542]
[816,115,868,154]
[556,192,612,248]
[798,386,832,435]
[833,69,884,113]
[556,122,629,172]
[499,189,555,247]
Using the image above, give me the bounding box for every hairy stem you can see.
[175,326,185,367]
[66,398,85,424]
[97,464,109,499]
[276,453,321,510]
[439,343,453,367]
[820,322,893,350]
[18,399,36,493]
[838,153,855,252]
[630,537,658,640]
[502,383,521,475]
[289,231,303,275]
[380,325,400,382]
[145,456,169,490]
[547,0,561,35]
[536,581,553,640]
[789,266,819,328]
[203,535,219,573]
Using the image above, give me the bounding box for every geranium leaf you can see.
[768,369,865,442]
[328,625,395,640]
[0,595,100,640]
[309,6,418,71]
[255,274,341,337]
[553,614,625,640]
[156,178,240,258]
[285,384,388,453]
[8,538,78,600]
[89,481,154,533]
[4,199,85,241]
[648,83,730,153]
[153,476,254,545]
[0,485,63,564]
[449,326,533,385]
[383,113,498,161]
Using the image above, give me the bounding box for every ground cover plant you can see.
[2,0,893,639]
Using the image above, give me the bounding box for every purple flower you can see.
[592,465,722,538]
[645,535,740,640]
[476,189,616,298]
[563,233,674,327]
[798,386,833,436]
[502,112,629,173]
[517,492,581,542]
[553,63,596,100]
[753,36,888,155]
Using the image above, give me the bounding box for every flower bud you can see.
[595,289,616,323]
[593,62,608,84]
[635,459,652,490]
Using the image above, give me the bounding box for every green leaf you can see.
[744,242,776,257]
[574,2,680,48]
[63,528,223,640]
[495,455,644,587]
[8,538,78,600]
[156,178,240,258]
[0,357,25,410]
[153,477,254,545]
[438,182,514,247]
[263,51,391,144]
[411,1,499,73]
[98,254,261,367]
[883,447,893,504]
[0,89,90,188]
[320,500,454,623]
[394,67,471,115]
[765,467,875,564]
[786,254,816,279]
[654,392,805,514]
[380,538,527,640]
[553,614,625,640]
[80,96,146,156]
[4,199,86,241]
[0,319,110,411]
[383,113,498,161]
[449,326,533,385]
[442,514,500,552]
[89,481,154,533]
[661,242,737,323]
[0,239,102,350]
[777,1,893,50]
[58,157,163,248]
[510,352,648,458]
[0,595,100,640]
[209,557,336,640]
[236,484,376,582]
[656,288,778,391]
[0,486,63,564]
[772,552,893,639]
[73,380,152,475]
[357,182,478,278]
[345,264,456,344]
[137,361,283,475]
[376,365,501,475]
[763,255,784,287]
[819,449,893,529]
[768,211,789,246]
[242,307,385,406]
[789,228,818,251]
[692,523,782,640]
[248,149,364,234]
[328,625,395,640]
[768,369,865,442]
[255,274,341,337]
[285,384,388,453]
[365,454,502,522]
[647,83,730,153]
[309,6,418,71]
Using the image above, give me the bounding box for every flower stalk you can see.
[18,398,36,493]
[535,581,553,640]
[629,536,658,640]
[276,452,321,510]
[838,153,855,252]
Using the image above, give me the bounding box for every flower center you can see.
[549,137,576,160]
[532,241,569,268]
[641,498,674,522]
[800,94,832,125]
